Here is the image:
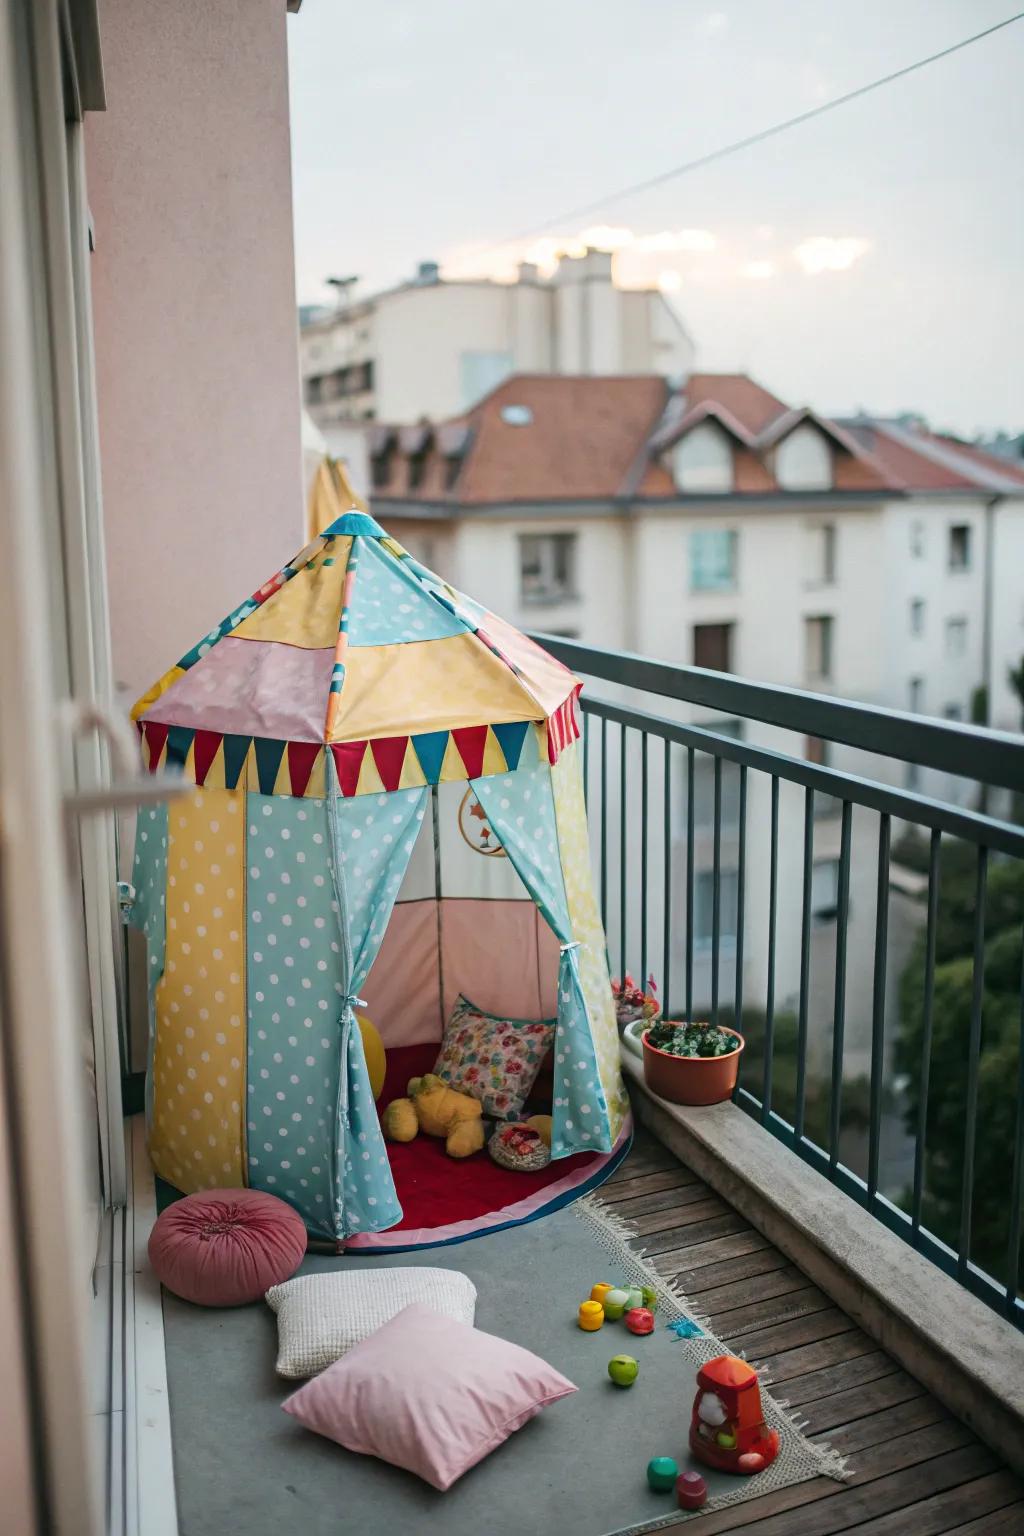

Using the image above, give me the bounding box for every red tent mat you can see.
[345,1043,630,1252]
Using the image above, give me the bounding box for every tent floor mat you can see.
[346,1043,631,1251]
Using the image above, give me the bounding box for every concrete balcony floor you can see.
[604,1125,1024,1534]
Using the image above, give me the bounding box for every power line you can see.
[496,11,1024,246]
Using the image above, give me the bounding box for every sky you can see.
[287,1,1024,436]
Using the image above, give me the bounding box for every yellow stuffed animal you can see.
[382,1074,485,1159]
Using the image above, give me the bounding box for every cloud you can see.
[696,11,729,39]
[793,236,871,275]
[741,260,776,280]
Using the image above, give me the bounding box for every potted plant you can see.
[611,972,660,1032]
[641,1018,744,1106]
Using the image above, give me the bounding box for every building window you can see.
[803,523,836,585]
[519,532,577,605]
[811,859,841,921]
[948,524,972,571]
[673,422,734,493]
[774,425,833,490]
[910,598,925,636]
[910,519,925,557]
[944,702,964,721]
[370,445,394,489]
[408,448,428,491]
[693,622,733,672]
[804,615,833,683]
[694,868,739,949]
[945,617,968,658]
[908,676,924,713]
[690,529,737,591]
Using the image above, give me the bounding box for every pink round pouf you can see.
[148,1189,307,1307]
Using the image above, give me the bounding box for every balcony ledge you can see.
[622,1050,1024,1476]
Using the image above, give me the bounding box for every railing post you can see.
[911,828,941,1240]
[959,846,989,1282]
[795,786,815,1145]
[762,775,779,1126]
[829,801,853,1173]
[867,813,891,1205]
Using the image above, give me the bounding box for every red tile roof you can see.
[369,374,1023,507]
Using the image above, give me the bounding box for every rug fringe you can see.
[574,1193,852,1488]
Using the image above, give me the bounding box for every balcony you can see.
[150,638,1024,1533]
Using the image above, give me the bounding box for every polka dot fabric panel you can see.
[130,802,168,1130]
[149,789,247,1192]
[550,741,630,1140]
[471,764,567,939]
[244,794,345,1237]
[344,535,467,647]
[472,765,613,1157]
[550,947,613,1158]
[329,787,428,1238]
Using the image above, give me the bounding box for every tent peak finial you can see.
[323,510,387,539]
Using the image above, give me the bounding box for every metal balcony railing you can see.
[533,634,1024,1327]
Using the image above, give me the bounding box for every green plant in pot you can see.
[641,1018,744,1106]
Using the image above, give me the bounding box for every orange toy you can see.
[689,1356,780,1476]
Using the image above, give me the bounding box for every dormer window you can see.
[673,421,734,493]
[774,425,833,490]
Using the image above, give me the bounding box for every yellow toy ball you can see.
[357,1014,387,1101]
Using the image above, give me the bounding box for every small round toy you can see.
[603,1287,630,1321]
[578,1300,605,1331]
[590,1282,614,1305]
[608,1354,639,1388]
[623,1286,644,1311]
[646,1456,678,1492]
[625,1306,656,1336]
[676,1472,708,1511]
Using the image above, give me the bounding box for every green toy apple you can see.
[608,1353,639,1388]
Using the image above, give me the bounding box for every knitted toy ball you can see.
[148,1188,307,1307]
[488,1122,551,1172]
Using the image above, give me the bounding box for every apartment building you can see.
[366,371,1024,1075]
[300,248,695,433]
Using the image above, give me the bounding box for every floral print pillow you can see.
[433,995,555,1121]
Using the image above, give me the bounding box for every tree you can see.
[894,849,1024,1289]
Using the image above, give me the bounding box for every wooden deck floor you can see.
[604,1127,1024,1535]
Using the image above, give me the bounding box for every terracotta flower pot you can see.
[641,1026,744,1106]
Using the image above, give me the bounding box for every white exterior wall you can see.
[451,515,631,648]
[302,253,696,425]
[86,0,305,704]
[986,500,1024,734]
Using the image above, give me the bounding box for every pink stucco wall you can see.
[86,0,305,703]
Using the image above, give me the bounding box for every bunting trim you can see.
[138,698,579,799]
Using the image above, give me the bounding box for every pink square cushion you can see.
[148,1188,307,1307]
[281,1302,577,1490]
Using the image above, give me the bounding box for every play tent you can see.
[128,512,629,1244]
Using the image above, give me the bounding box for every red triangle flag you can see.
[452,725,488,780]
[330,741,366,798]
[143,720,169,772]
[287,741,321,798]
[370,736,409,792]
[192,729,223,785]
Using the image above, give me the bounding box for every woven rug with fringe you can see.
[576,1193,849,1530]
[160,1187,850,1536]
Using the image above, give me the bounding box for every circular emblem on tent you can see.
[458,789,507,858]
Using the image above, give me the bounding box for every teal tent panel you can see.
[473,765,612,1155]
[244,793,345,1239]
[327,784,429,1237]
[472,764,566,936]
[345,536,467,647]
[129,802,169,1131]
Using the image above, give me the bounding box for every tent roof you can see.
[133,513,580,798]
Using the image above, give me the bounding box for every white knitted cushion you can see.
[265,1267,478,1378]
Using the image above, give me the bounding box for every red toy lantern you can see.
[624,1307,655,1336]
[689,1355,780,1475]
